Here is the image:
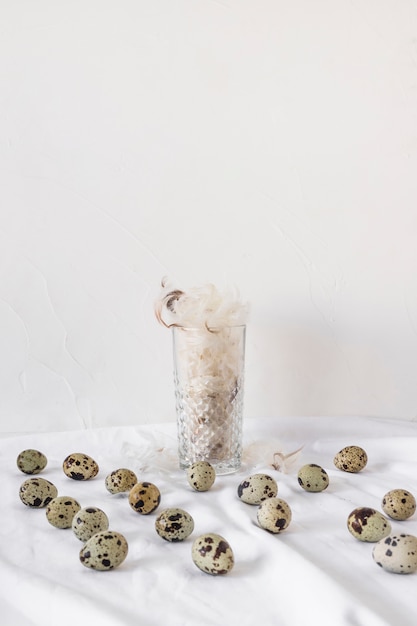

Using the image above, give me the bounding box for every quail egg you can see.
[19,477,58,508]
[105,468,138,494]
[334,446,367,473]
[17,449,47,475]
[128,481,161,514]
[382,489,416,521]
[297,464,329,492]
[155,508,194,542]
[72,507,109,541]
[46,496,81,528]
[347,507,391,542]
[257,497,292,533]
[237,473,278,505]
[191,533,234,575]
[63,453,99,480]
[373,534,417,574]
[186,461,216,492]
[79,530,128,571]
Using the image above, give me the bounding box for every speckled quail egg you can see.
[155,508,194,542]
[347,507,391,542]
[297,464,329,492]
[72,507,109,541]
[382,489,416,521]
[334,445,367,473]
[105,468,138,494]
[79,530,128,571]
[128,481,161,514]
[17,449,47,475]
[373,534,417,574]
[257,497,292,533]
[46,496,81,528]
[186,461,216,492]
[19,477,58,508]
[62,453,99,480]
[237,473,278,505]
[191,533,234,575]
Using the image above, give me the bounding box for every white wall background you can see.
[1,0,417,434]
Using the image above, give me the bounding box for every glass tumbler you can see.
[172,325,246,475]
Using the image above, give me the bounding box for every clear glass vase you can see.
[172,325,246,475]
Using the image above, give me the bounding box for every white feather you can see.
[243,440,304,473]
[155,279,249,329]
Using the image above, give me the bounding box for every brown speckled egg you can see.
[155,508,194,542]
[17,449,47,474]
[63,453,99,480]
[72,507,109,541]
[19,477,58,508]
[382,489,416,521]
[347,507,391,542]
[237,473,278,505]
[46,496,81,528]
[128,481,161,514]
[297,464,329,492]
[191,533,234,575]
[373,534,417,574]
[334,445,368,473]
[257,497,292,533]
[79,530,128,571]
[186,461,216,492]
[105,468,138,494]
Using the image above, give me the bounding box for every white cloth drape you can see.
[1,416,416,626]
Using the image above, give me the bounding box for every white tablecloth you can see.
[1,416,417,626]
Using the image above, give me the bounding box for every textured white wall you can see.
[1,0,417,433]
